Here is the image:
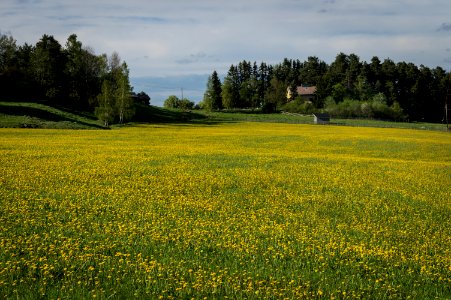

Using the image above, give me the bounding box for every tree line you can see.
[203,54,451,122]
[0,32,150,126]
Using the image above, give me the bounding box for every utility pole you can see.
[446,89,451,130]
[181,87,184,100]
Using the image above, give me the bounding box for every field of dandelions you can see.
[1,122,450,299]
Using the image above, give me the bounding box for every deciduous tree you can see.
[115,62,134,123]
[31,34,66,101]
[95,80,115,127]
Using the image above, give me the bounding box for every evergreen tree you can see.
[257,62,272,105]
[380,58,398,103]
[347,53,362,90]
[368,56,382,89]
[203,70,222,110]
[328,52,349,88]
[221,65,240,109]
[299,56,327,86]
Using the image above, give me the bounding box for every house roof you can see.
[297,86,317,96]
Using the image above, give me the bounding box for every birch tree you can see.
[95,80,115,127]
[115,62,134,123]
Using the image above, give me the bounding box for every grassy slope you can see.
[0,102,104,129]
[1,101,448,131]
[0,102,206,129]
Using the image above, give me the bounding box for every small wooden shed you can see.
[313,113,330,124]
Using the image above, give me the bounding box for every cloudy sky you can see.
[1,0,451,104]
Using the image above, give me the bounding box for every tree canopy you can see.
[0,32,150,126]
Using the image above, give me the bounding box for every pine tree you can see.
[203,70,222,110]
[221,66,240,109]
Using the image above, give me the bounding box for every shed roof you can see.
[313,113,330,120]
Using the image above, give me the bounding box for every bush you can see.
[163,95,195,110]
[282,97,316,114]
[338,98,361,118]
[324,93,406,121]
[389,101,407,121]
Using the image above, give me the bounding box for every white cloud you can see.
[1,0,451,78]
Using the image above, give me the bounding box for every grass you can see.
[1,123,450,299]
[1,101,449,131]
[198,110,314,124]
[200,109,449,131]
[332,117,448,131]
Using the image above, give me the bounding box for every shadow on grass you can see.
[0,103,104,129]
[132,105,234,126]
[217,109,266,115]
[49,104,99,121]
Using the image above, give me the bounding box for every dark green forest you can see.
[204,56,451,122]
[0,33,150,126]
